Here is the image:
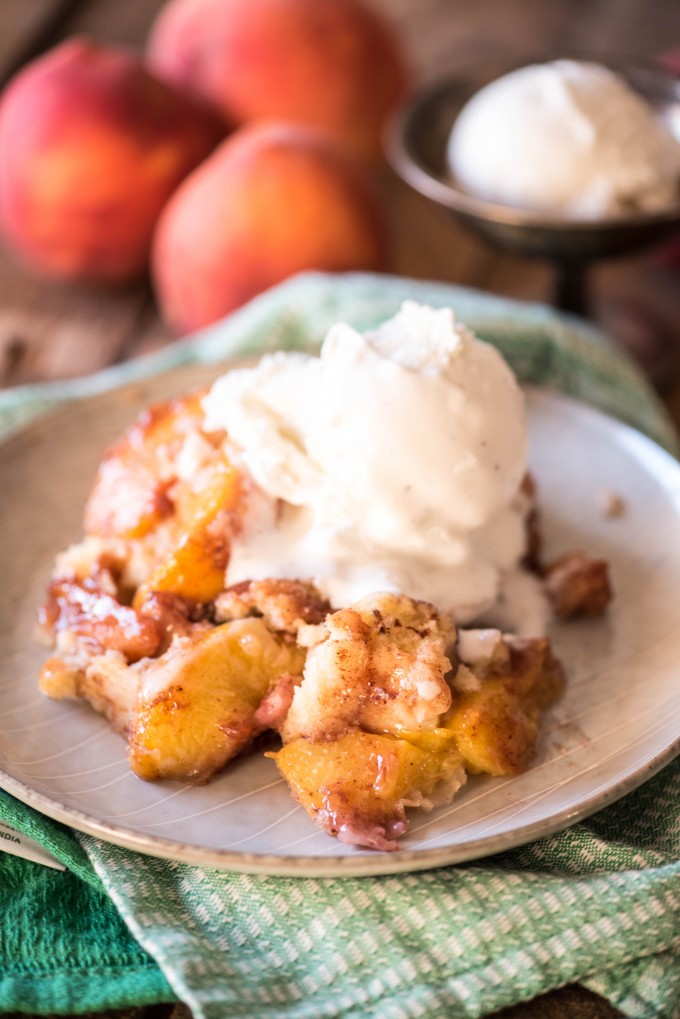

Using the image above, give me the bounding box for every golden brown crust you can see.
[214,578,331,634]
[137,591,211,652]
[544,551,613,618]
[281,593,455,743]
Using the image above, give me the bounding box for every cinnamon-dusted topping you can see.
[137,591,211,653]
[544,551,612,618]
[214,578,331,635]
[280,592,455,743]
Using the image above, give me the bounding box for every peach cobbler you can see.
[37,304,611,851]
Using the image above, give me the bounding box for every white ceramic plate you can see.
[1,364,679,877]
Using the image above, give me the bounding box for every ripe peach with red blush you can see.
[147,0,407,164]
[0,38,224,283]
[152,122,389,333]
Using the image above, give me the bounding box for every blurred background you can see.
[0,0,679,425]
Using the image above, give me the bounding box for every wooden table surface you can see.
[1,1,679,1018]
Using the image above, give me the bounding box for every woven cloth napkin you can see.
[1,273,679,1019]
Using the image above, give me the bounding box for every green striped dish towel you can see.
[1,272,679,1019]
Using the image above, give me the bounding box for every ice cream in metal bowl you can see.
[387,60,680,313]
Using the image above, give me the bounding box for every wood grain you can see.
[0,243,154,386]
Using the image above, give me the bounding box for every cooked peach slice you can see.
[446,682,539,776]
[269,728,466,851]
[39,575,163,662]
[128,618,306,784]
[133,459,241,606]
[85,391,208,540]
[446,636,564,776]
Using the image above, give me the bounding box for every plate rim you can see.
[1,375,680,877]
[1,731,678,877]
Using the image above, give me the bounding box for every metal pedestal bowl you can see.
[386,63,680,316]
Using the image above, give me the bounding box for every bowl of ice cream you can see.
[387,59,680,312]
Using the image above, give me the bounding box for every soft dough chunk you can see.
[280,592,456,743]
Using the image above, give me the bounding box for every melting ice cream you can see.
[203,302,545,629]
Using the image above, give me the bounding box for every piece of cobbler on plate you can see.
[37,303,611,851]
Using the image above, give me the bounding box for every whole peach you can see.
[0,38,224,283]
[147,0,406,164]
[152,122,388,333]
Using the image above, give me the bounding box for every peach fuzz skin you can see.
[152,123,389,334]
[0,38,224,283]
[147,0,407,164]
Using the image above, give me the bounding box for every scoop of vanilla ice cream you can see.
[447,60,680,217]
[203,302,537,626]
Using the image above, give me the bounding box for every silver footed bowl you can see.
[386,63,680,285]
